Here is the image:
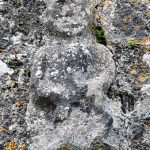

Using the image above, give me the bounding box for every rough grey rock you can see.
[96,0,150,44]
[0,0,150,150]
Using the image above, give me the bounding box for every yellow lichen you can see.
[143,123,149,130]
[61,144,69,150]
[139,76,145,82]
[145,9,150,17]
[97,16,103,24]
[134,26,141,31]
[93,0,98,6]
[143,47,150,52]
[146,145,149,150]
[0,48,5,53]
[102,0,110,6]
[130,0,140,7]
[145,72,150,76]
[4,141,17,150]
[127,37,150,47]
[130,69,137,75]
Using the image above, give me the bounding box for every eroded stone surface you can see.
[27,0,116,149]
[31,37,115,106]
[0,0,150,150]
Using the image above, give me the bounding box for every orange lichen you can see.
[15,100,21,108]
[139,37,150,45]
[4,141,17,150]
[139,72,150,82]
[123,15,132,23]
[0,127,8,134]
[20,143,26,150]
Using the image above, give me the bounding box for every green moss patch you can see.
[128,41,137,49]
[6,60,23,69]
[94,26,107,46]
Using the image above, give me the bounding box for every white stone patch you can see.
[35,70,43,78]
[87,77,103,97]
[8,20,15,28]
[72,90,76,95]
[9,54,16,60]
[66,67,72,73]
[9,125,13,131]
[11,32,23,45]
[2,37,9,40]
[39,80,70,99]
[64,107,69,110]
[18,69,24,85]
[51,70,59,76]
[16,54,27,60]
[73,71,87,87]
[84,49,90,54]
[141,84,150,96]
[143,52,150,67]
[52,54,58,59]
[0,60,14,76]
[10,54,26,61]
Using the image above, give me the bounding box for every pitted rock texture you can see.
[27,0,116,149]
[0,0,150,150]
[96,0,150,44]
[31,37,115,107]
[26,106,113,149]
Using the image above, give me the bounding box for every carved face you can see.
[43,0,90,35]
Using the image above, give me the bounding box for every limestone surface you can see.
[0,0,150,150]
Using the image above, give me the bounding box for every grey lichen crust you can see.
[27,0,116,149]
